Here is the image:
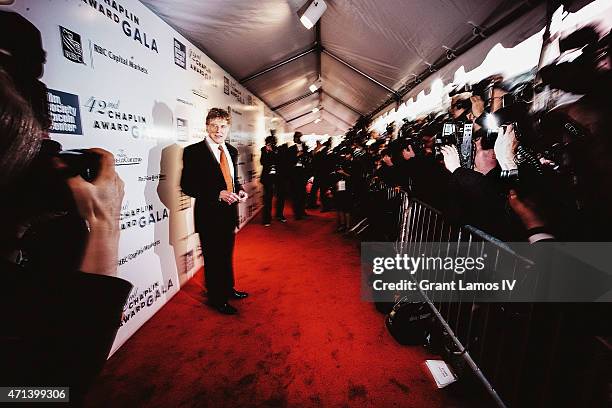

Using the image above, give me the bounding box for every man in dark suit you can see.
[180,108,248,315]
[286,131,310,219]
[260,134,286,225]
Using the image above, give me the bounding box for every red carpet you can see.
[85,209,458,407]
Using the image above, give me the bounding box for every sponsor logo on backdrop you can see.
[92,42,148,74]
[223,76,230,95]
[84,96,149,139]
[137,174,166,182]
[182,250,194,274]
[176,117,189,141]
[82,0,158,53]
[174,39,186,69]
[188,49,216,86]
[191,87,208,100]
[120,279,175,326]
[230,79,246,104]
[47,89,83,135]
[120,202,169,230]
[114,149,143,166]
[117,240,161,267]
[176,98,193,106]
[60,26,84,64]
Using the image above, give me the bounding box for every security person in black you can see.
[260,135,286,225]
[286,132,310,219]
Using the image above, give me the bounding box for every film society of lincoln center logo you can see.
[60,26,84,64]
[47,89,83,135]
[174,38,186,69]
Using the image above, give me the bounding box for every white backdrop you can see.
[2,0,288,354]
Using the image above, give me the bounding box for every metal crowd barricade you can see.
[389,193,611,408]
[367,181,609,407]
[358,180,406,241]
[399,197,537,407]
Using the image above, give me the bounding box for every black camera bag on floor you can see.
[385,296,433,345]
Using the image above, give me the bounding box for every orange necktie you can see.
[219,145,234,192]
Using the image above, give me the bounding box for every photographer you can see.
[332,151,354,232]
[374,148,399,187]
[286,132,311,220]
[396,132,450,210]
[0,11,131,402]
[260,134,286,225]
[442,135,520,240]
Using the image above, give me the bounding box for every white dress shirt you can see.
[205,136,234,180]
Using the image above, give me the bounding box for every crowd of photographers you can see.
[298,24,611,243]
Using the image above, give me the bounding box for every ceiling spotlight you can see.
[314,118,322,124]
[297,0,327,30]
[309,76,322,93]
[312,107,319,113]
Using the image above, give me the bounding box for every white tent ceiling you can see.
[140,0,589,134]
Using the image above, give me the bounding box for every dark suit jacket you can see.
[260,146,279,185]
[286,143,310,167]
[180,139,243,233]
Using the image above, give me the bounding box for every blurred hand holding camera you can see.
[494,124,519,171]
[401,145,416,160]
[440,145,460,173]
[59,149,124,277]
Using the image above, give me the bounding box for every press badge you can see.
[337,180,346,191]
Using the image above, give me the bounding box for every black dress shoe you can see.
[206,302,238,315]
[231,289,249,299]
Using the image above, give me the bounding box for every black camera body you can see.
[57,149,101,182]
[17,140,101,272]
[22,140,101,215]
[435,121,474,168]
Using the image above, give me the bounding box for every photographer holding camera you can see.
[396,126,450,210]
[260,134,287,226]
[0,11,131,402]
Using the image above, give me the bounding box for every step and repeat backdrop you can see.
[2,0,290,354]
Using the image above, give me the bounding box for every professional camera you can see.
[539,25,610,97]
[399,118,417,139]
[534,110,588,174]
[404,136,425,156]
[19,139,101,214]
[15,139,103,271]
[476,80,536,149]
[435,120,474,168]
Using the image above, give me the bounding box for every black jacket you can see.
[180,139,242,232]
[1,259,132,401]
[260,146,279,184]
